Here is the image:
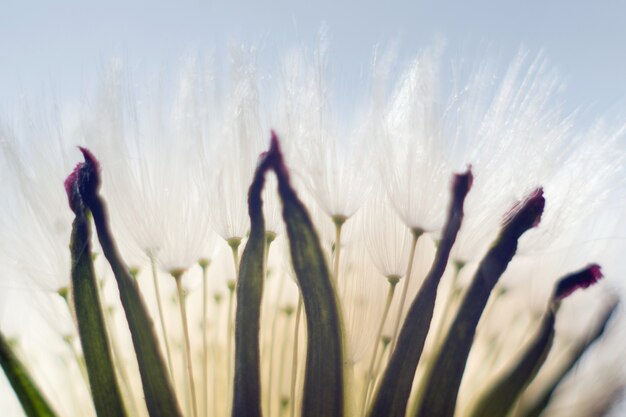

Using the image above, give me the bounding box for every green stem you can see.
[228,238,242,278]
[69,200,127,417]
[332,215,346,285]
[226,279,236,411]
[278,306,295,415]
[270,135,344,417]
[361,276,399,416]
[368,336,391,405]
[431,262,463,349]
[199,259,210,417]
[289,297,303,417]
[57,290,89,387]
[212,293,223,417]
[226,237,241,415]
[172,271,198,417]
[59,320,89,388]
[150,253,176,388]
[0,333,59,417]
[232,156,271,417]
[84,167,183,416]
[410,262,463,413]
[267,274,287,417]
[100,291,141,417]
[369,171,472,417]
[265,231,276,264]
[389,229,422,353]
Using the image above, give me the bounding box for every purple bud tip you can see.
[64,147,102,212]
[555,264,604,302]
[268,130,290,181]
[256,151,269,168]
[503,187,545,228]
[270,130,280,156]
[64,164,81,212]
[78,146,100,173]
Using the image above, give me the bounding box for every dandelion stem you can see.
[198,259,210,417]
[389,228,422,353]
[212,293,223,417]
[62,334,90,389]
[368,336,391,405]
[58,290,90,388]
[410,261,463,411]
[278,305,295,417]
[430,261,463,349]
[75,148,183,416]
[415,189,545,417]
[98,283,141,417]
[228,238,242,278]
[150,253,176,389]
[289,296,303,417]
[369,170,473,417]
[361,276,399,416]
[172,270,198,417]
[226,237,241,414]
[265,231,276,264]
[267,273,287,417]
[58,288,88,387]
[259,231,276,405]
[226,279,236,411]
[57,287,77,326]
[332,215,347,284]
[0,332,59,417]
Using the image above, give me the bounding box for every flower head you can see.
[0,43,625,417]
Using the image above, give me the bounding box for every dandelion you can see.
[0,43,625,417]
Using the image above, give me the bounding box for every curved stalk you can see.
[289,296,303,417]
[172,271,198,417]
[150,253,176,387]
[368,336,391,405]
[278,305,295,415]
[226,279,236,412]
[199,259,211,417]
[212,293,223,417]
[267,274,287,417]
[360,276,399,415]
[389,229,422,353]
[332,215,347,285]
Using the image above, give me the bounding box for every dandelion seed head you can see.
[362,191,413,278]
[0,107,76,292]
[1,41,625,417]
[383,49,452,233]
[338,246,386,363]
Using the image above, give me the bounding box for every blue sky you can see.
[1,0,625,121]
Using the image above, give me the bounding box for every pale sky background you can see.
[1,0,625,123]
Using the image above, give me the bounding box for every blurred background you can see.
[1,1,625,416]
[1,0,625,122]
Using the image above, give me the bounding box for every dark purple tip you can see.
[452,165,473,196]
[78,147,100,173]
[503,187,545,229]
[554,264,604,302]
[64,164,81,212]
[268,130,290,182]
[64,146,102,212]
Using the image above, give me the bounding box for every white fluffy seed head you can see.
[0,106,76,292]
[382,47,452,233]
[362,191,413,279]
